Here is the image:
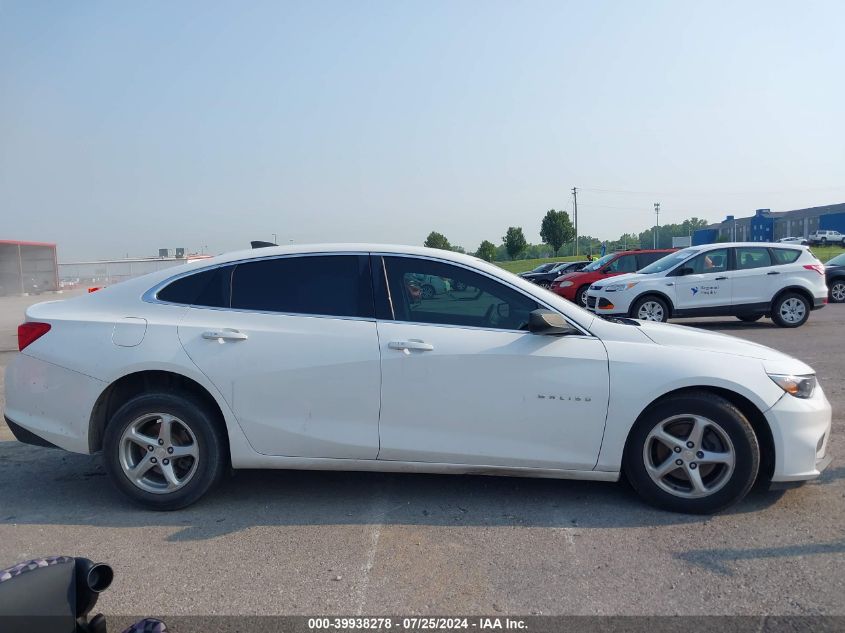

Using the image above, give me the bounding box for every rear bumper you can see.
[812,296,827,310]
[3,353,106,454]
[765,385,832,482]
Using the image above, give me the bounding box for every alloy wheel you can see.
[831,282,845,303]
[119,413,199,494]
[642,414,736,499]
[779,297,806,324]
[637,300,665,322]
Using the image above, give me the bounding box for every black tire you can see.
[623,391,760,514]
[103,392,228,511]
[737,314,763,323]
[421,284,435,300]
[574,285,590,307]
[631,295,670,323]
[820,238,827,245]
[771,292,810,328]
[829,280,845,303]
[538,280,551,289]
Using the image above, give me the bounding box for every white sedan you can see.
[4,244,832,513]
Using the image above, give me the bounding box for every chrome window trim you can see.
[375,252,593,337]
[142,249,593,336]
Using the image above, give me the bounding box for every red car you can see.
[550,248,676,306]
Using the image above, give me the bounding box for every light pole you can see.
[272,233,277,245]
[653,202,660,249]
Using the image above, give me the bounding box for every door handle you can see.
[715,276,728,280]
[202,329,248,343]
[388,339,434,355]
[767,271,781,275]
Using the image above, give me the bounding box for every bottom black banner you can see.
[4,615,841,633]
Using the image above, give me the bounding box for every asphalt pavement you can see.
[0,291,842,616]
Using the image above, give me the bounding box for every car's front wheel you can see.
[829,280,845,303]
[623,391,759,514]
[771,292,810,327]
[575,285,590,307]
[631,295,670,322]
[103,392,228,510]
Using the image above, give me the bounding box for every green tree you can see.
[540,209,575,256]
[424,231,451,250]
[502,226,527,260]
[476,240,497,262]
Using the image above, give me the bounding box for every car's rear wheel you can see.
[420,284,435,299]
[623,392,759,514]
[632,295,669,322]
[771,292,810,327]
[830,280,845,303]
[820,237,827,245]
[103,392,227,510]
[737,314,763,323]
[538,280,551,289]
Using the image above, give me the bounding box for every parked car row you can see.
[581,243,829,327]
[520,260,590,288]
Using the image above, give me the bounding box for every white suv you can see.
[808,230,845,246]
[585,242,827,327]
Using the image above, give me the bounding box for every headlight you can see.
[605,282,639,292]
[768,373,817,399]
[558,281,573,288]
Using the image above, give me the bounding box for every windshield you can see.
[827,253,845,266]
[531,263,554,273]
[581,253,616,272]
[638,248,699,274]
[550,262,570,272]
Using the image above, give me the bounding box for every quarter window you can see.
[229,255,373,318]
[771,248,801,265]
[735,247,772,270]
[383,257,540,330]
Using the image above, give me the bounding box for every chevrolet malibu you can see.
[4,244,832,513]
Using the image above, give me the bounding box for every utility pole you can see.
[272,233,278,245]
[653,202,660,249]
[572,187,578,257]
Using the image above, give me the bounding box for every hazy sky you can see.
[2,0,844,261]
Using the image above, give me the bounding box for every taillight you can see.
[803,264,825,276]
[18,322,51,351]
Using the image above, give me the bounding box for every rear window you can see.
[230,255,373,318]
[771,248,801,265]
[157,266,232,307]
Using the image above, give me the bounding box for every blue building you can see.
[692,202,845,245]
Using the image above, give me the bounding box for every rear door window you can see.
[157,266,233,308]
[636,252,666,269]
[230,255,374,318]
[735,247,772,270]
[605,254,638,273]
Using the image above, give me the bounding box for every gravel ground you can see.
[0,291,842,616]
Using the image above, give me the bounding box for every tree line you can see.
[424,211,711,262]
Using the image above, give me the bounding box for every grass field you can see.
[495,245,845,275]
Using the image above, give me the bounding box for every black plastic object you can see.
[250,240,277,248]
[0,556,113,633]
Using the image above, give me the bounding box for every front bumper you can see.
[765,384,832,482]
[585,291,632,315]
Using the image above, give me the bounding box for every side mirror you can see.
[528,310,580,336]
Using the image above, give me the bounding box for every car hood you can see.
[634,320,812,371]
[592,272,652,286]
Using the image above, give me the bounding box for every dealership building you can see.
[692,202,845,245]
